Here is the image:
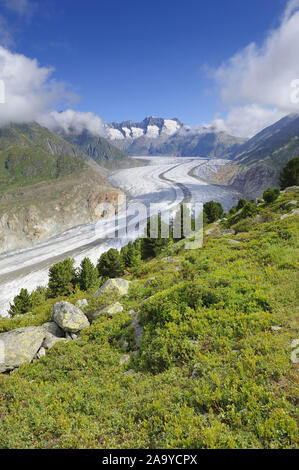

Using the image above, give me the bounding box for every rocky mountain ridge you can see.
[223,114,299,198]
[105,116,245,157]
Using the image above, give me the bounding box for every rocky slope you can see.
[60,129,138,170]
[224,114,299,198]
[105,116,245,157]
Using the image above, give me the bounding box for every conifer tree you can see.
[47,258,76,298]
[79,257,98,290]
[203,201,224,224]
[9,289,32,317]
[279,157,299,189]
[125,241,141,268]
[97,248,124,278]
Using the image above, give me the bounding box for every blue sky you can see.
[1,0,299,137]
[0,0,288,126]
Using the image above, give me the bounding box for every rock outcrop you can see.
[0,279,130,373]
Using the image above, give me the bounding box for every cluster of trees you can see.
[279,157,299,189]
[263,187,280,203]
[8,287,46,317]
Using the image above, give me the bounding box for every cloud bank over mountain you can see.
[0,45,107,136]
[41,110,106,136]
[211,0,299,137]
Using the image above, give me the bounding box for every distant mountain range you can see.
[105,116,245,158]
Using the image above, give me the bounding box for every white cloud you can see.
[211,0,299,137]
[41,109,106,136]
[0,46,106,136]
[0,45,77,127]
[211,105,285,139]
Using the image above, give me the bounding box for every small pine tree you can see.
[237,198,247,210]
[97,248,124,278]
[279,157,299,189]
[120,245,129,267]
[47,258,76,298]
[9,288,32,317]
[125,241,141,268]
[141,215,170,259]
[79,257,98,291]
[263,187,280,203]
[240,201,257,218]
[203,201,224,224]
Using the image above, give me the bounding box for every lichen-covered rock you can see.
[285,201,297,208]
[120,354,130,365]
[36,347,46,359]
[92,278,130,298]
[87,302,123,322]
[100,302,123,316]
[0,326,46,373]
[280,209,299,220]
[284,186,299,192]
[76,299,89,308]
[228,239,241,245]
[43,335,67,350]
[42,322,64,338]
[221,229,236,236]
[53,301,90,333]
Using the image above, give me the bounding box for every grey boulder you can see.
[92,278,130,298]
[76,299,89,308]
[0,326,46,373]
[53,301,90,333]
[87,301,123,322]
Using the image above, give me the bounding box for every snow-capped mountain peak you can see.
[105,117,183,141]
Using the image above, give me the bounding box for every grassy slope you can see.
[0,191,298,449]
[0,146,85,194]
[0,123,88,193]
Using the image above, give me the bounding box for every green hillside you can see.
[0,145,85,193]
[0,189,298,449]
[0,123,89,193]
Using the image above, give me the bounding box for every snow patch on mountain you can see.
[107,128,124,140]
[146,125,160,138]
[131,127,144,138]
[162,119,181,136]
